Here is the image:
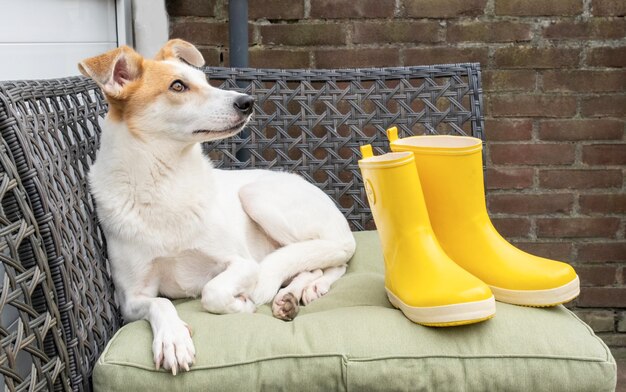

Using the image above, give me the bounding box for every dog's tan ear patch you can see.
[78,46,143,98]
[155,39,205,68]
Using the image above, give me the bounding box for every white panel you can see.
[133,0,168,58]
[0,42,117,80]
[0,0,117,43]
[117,0,134,47]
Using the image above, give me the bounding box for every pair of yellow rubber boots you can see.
[358,128,580,327]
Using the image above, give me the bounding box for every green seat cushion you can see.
[93,231,616,391]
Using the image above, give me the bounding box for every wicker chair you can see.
[0,64,484,391]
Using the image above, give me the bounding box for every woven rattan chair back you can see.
[203,66,485,230]
[0,64,484,391]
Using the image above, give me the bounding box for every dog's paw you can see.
[202,288,257,314]
[234,294,257,313]
[272,292,299,321]
[302,281,330,306]
[153,321,195,375]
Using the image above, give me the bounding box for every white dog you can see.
[79,39,355,375]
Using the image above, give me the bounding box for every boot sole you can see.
[385,289,496,327]
[489,275,580,307]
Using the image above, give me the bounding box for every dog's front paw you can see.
[302,281,330,306]
[202,287,257,314]
[153,321,195,375]
[272,292,299,321]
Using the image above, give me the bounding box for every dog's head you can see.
[78,39,254,143]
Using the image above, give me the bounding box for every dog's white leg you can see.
[239,177,355,308]
[272,269,323,320]
[110,242,195,375]
[302,265,347,305]
[123,294,195,375]
[200,256,259,314]
[250,240,352,305]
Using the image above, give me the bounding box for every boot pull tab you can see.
[386,126,399,142]
[360,144,374,159]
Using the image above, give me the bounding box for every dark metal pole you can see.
[229,0,249,68]
[229,0,251,163]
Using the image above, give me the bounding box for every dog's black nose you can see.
[234,95,255,115]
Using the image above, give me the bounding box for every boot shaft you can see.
[387,129,489,235]
[358,147,432,236]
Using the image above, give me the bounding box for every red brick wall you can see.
[167,0,626,353]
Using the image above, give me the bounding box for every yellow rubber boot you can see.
[358,145,495,326]
[387,128,580,307]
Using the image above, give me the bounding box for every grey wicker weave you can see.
[0,63,484,391]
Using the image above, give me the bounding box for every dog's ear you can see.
[155,39,205,67]
[78,46,143,98]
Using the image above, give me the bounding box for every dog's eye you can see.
[170,80,187,92]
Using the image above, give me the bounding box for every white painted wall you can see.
[0,0,118,80]
[0,0,170,80]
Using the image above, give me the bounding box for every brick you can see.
[249,23,259,45]
[582,96,626,117]
[575,310,616,332]
[259,23,346,46]
[593,0,626,16]
[483,70,536,92]
[166,0,217,17]
[353,21,440,44]
[539,169,622,189]
[485,168,534,189]
[405,0,486,18]
[488,193,574,214]
[578,242,626,262]
[485,119,533,141]
[491,143,575,165]
[543,70,626,92]
[580,194,626,214]
[536,217,620,238]
[496,0,582,16]
[170,21,227,46]
[310,0,395,18]
[619,312,626,332]
[495,47,580,68]
[577,287,626,307]
[543,19,626,40]
[597,332,626,347]
[491,217,531,237]
[447,21,532,42]
[490,95,577,117]
[197,47,221,66]
[314,48,400,68]
[578,265,618,286]
[403,47,489,66]
[583,144,626,165]
[587,47,626,67]
[538,119,625,141]
[249,0,305,20]
[513,241,573,260]
[610,347,626,358]
[248,49,310,69]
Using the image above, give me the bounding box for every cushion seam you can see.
[100,326,128,364]
[98,352,614,373]
[562,307,614,363]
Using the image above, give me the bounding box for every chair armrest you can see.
[0,78,122,391]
